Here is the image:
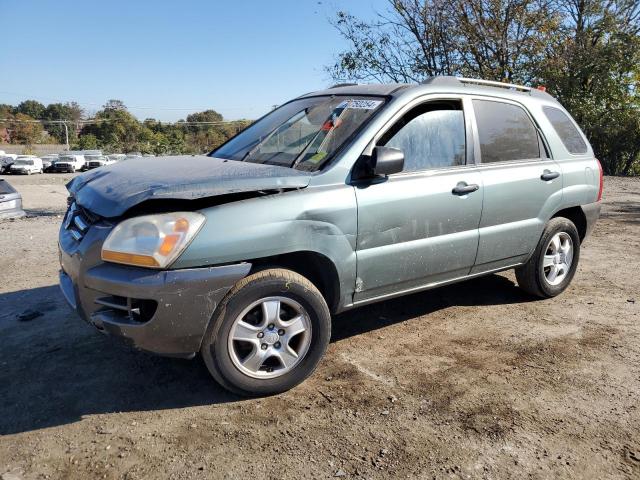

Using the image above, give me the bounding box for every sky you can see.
[0,0,387,122]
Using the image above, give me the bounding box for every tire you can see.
[70,166,75,173]
[201,268,331,396]
[516,217,581,298]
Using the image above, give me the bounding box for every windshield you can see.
[211,95,386,171]
[86,155,106,161]
[59,156,74,162]
[15,159,34,165]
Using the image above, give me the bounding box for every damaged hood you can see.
[67,155,312,218]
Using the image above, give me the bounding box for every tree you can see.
[541,0,640,175]
[42,102,84,144]
[328,0,561,83]
[15,100,46,119]
[103,99,128,112]
[74,133,99,150]
[328,0,640,175]
[10,113,44,145]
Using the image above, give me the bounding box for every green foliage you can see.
[74,133,99,150]
[329,0,640,175]
[15,100,46,119]
[74,101,248,155]
[42,102,83,144]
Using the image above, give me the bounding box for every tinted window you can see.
[0,180,16,195]
[383,108,465,172]
[543,106,587,154]
[473,100,540,162]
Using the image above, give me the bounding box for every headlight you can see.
[102,212,205,268]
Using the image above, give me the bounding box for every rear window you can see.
[0,180,16,195]
[543,106,588,154]
[473,100,540,163]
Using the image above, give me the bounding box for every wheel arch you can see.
[551,206,587,241]
[249,251,341,314]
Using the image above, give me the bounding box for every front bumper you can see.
[58,217,251,357]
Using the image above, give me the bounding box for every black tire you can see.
[201,268,331,396]
[516,217,581,298]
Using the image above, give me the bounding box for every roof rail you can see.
[457,77,532,92]
[422,75,533,91]
[329,82,358,89]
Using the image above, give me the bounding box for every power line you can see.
[0,90,272,112]
[0,117,251,126]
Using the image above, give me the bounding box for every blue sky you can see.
[0,0,386,121]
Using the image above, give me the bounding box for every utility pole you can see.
[62,121,69,151]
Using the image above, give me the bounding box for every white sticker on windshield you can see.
[337,99,383,110]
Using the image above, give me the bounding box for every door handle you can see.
[452,182,479,195]
[540,170,560,181]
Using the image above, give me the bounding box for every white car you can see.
[54,154,85,173]
[108,154,126,162]
[85,155,117,170]
[10,156,43,175]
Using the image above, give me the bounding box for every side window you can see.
[543,106,588,154]
[380,102,466,172]
[472,100,540,163]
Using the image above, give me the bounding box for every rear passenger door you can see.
[470,98,562,274]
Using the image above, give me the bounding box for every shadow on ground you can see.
[0,274,532,435]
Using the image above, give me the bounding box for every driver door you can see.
[353,97,483,303]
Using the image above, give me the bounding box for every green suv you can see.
[59,77,602,395]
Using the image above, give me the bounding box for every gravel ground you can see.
[0,173,638,480]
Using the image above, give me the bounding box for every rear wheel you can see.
[516,217,580,298]
[201,268,331,396]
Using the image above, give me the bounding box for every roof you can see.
[300,76,556,103]
[299,83,410,98]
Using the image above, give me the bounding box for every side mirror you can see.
[369,146,404,176]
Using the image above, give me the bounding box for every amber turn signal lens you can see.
[174,218,189,232]
[158,234,180,256]
[102,250,160,267]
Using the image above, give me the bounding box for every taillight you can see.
[596,159,604,201]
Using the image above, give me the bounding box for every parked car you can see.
[85,155,116,170]
[41,154,60,172]
[0,154,18,173]
[54,154,85,173]
[108,154,126,162]
[10,156,43,175]
[0,178,25,219]
[59,77,602,396]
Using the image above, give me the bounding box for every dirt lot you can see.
[0,173,638,479]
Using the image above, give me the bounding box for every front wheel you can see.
[201,268,331,396]
[516,217,580,298]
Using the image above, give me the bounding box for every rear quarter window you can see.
[0,180,17,195]
[543,106,588,154]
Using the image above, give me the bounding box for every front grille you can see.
[63,201,100,242]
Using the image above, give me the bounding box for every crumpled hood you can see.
[67,155,312,218]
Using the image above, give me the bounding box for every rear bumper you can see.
[0,194,26,219]
[581,201,601,240]
[58,219,251,357]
